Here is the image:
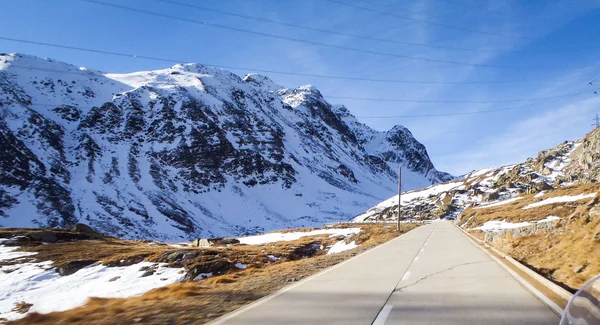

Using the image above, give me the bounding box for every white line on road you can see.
[401,271,411,281]
[372,304,393,325]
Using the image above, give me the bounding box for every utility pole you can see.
[397,167,401,232]
[593,113,600,129]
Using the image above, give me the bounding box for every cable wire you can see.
[78,0,595,70]
[0,38,567,85]
[323,0,530,40]
[155,0,504,54]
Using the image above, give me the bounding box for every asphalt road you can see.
[210,221,559,325]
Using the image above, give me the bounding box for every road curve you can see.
[209,221,559,325]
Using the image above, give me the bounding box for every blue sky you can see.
[1,0,600,175]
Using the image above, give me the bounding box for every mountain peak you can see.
[243,74,283,92]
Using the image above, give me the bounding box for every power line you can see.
[325,91,587,103]
[437,0,513,16]
[323,0,530,40]
[1,61,587,103]
[0,38,566,85]
[355,102,543,118]
[155,0,503,54]
[78,0,594,71]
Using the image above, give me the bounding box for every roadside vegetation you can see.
[2,223,419,324]
[462,182,600,291]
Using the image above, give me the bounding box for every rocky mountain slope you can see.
[0,53,450,240]
[355,127,600,222]
[355,128,600,290]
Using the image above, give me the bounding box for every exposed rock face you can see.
[563,128,600,184]
[0,54,450,240]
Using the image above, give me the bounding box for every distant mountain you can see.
[355,127,600,223]
[0,53,451,240]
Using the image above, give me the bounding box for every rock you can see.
[69,223,98,235]
[141,269,155,277]
[573,264,587,274]
[160,250,189,263]
[182,252,199,261]
[109,276,121,282]
[30,231,58,243]
[184,259,232,281]
[213,238,240,245]
[533,181,553,192]
[483,192,499,202]
[58,260,98,276]
[2,236,39,246]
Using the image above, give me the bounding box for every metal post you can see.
[397,167,401,232]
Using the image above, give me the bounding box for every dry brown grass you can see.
[7,223,419,325]
[461,183,600,228]
[465,183,600,291]
[11,302,33,314]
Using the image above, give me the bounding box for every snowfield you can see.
[523,193,597,209]
[237,228,361,245]
[0,243,184,321]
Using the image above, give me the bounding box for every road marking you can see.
[420,247,425,252]
[414,256,420,261]
[373,304,393,325]
[208,224,426,325]
[401,271,411,281]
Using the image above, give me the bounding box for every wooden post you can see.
[397,167,401,232]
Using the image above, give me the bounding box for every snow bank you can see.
[237,228,361,245]
[475,216,561,232]
[0,247,185,321]
[0,240,38,262]
[523,193,597,209]
[327,241,358,255]
[474,197,523,210]
[475,220,532,232]
[534,191,545,198]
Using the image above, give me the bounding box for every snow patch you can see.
[0,251,185,321]
[327,241,358,255]
[475,216,561,232]
[237,228,361,245]
[474,197,523,210]
[523,193,597,209]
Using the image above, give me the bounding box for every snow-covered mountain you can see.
[0,53,451,240]
[355,127,600,223]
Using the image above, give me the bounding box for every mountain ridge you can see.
[0,53,450,240]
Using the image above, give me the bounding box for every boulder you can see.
[483,191,499,202]
[58,260,98,276]
[533,181,553,192]
[184,259,232,281]
[69,223,98,235]
[213,238,240,245]
[30,231,58,243]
